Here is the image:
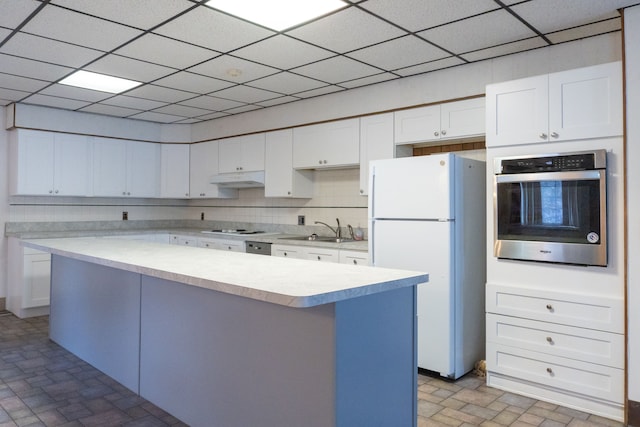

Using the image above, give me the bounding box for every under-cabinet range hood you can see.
[209,171,265,188]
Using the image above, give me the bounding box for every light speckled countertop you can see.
[23,237,426,308]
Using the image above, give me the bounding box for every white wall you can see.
[1,108,9,301]
[624,4,640,403]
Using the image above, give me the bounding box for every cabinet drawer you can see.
[487,343,624,403]
[305,248,339,263]
[486,284,623,333]
[339,250,369,266]
[487,314,623,368]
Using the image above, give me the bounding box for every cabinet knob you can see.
[353,259,358,265]
[441,130,446,136]
[227,246,232,250]
[434,131,439,137]
[550,131,559,138]
[546,304,553,311]
[317,256,321,260]
[546,367,553,375]
[185,193,189,197]
[318,160,323,165]
[49,190,53,194]
[54,189,59,194]
[287,191,291,195]
[122,191,126,195]
[284,252,288,257]
[546,336,554,344]
[539,132,548,139]
[360,189,364,194]
[323,160,327,164]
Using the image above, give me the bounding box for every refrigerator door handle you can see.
[369,166,376,218]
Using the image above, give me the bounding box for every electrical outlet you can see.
[297,215,305,226]
[201,212,205,220]
[122,211,128,221]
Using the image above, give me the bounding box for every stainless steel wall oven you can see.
[493,150,607,266]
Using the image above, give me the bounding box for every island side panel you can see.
[49,255,142,393]
[139,275,337,427]
[335,285,417,427]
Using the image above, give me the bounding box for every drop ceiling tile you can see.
[78,103,143,118]
[85,55,175,83]
[124,84,197,103]
[294,85,345,98]
[22,94,91,110]
[154,6,274,53]
[100,95,167,111]
[189,55,279,83]
[291,56,381,84]
[114,34,218,70]
[221,104,264,115]
[128,111,185,123]
[0,28,11,39]
[40,84,114,102]
[248,72,326,94]
[178,95,245,111]
[511,0,634,34]
[51,0,195,30]
[0,0,41,28]
[233,36,335,70]
[256,96,299,107]
[0,33,103,68]
[338,72,398,88]
[394,56,465,77]
[460,37,549,62]
[210,85,282,104]
[0,87,30,102]
[286,7,406,53]
[153,104,214,118]
[0,54,73,82]
[418,9,538,54]
[546,19,621,44]
[154,72,234,94]
[347,35,450,70]
[360,0,499,32]
[22,5,143,51]
[0,73,50,92]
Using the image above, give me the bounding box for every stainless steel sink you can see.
[279,235,353,243]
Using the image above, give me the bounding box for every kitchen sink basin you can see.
[279,235,353,243]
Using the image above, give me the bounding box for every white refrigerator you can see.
[368,153,486,379]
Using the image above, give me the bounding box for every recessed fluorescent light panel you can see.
[205,0,347,31]
[59,70,142,93]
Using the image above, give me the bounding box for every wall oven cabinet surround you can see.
[292,118,360,169]
[9,129,92,196]
[486,283,624,421]
[493,150,607,266]
[394,98,485,145]
[486,61,622,147]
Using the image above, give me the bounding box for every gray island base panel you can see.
[29,238,428,427]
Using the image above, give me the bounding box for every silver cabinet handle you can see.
[546,367,553,374]
[539,133,547,139]
[434,131,439,137]
[550,131,559,138]
[546,304,553,311]
[441,130,446,136]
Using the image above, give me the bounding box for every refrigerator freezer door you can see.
[370,154,453,220]
[370,219,454,376]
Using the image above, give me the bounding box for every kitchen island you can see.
[24,237,427,427]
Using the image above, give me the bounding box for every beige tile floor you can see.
[0,313,626,426]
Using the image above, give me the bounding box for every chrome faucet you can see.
[314,218,342,239]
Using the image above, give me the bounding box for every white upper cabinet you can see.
[486,61,623,147]
[218,134,265,173]
[10,129,92,196]
[190,141,237,199]
[394,98,485,145]
[359,113,411,196]
[93,138,160,198]
[160,144,190,198]
[265,129,313,198]
[292,118,360,169]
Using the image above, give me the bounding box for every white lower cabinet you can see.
[272,244,309,260]
[198,237,244,252]
[7,238,52,318]
[273,244,367,264]
[486,283,624,421]
[338,250,369,266]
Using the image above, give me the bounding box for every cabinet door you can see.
[440,98,485,140]
[548,62,623,141]
[54,133,92,196]
[161,144,190,198]
[219,134,265,173]
[394,105,441,144]
[22,250,52,308]
[189,141,238,199]
[292,118,360,169]
[265,129,313,198]
[93,137,128,197]
[13,130,55,195]
[359,113,395,196]
[127,141,160,198]
[486,74,549,147]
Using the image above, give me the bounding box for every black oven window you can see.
[498,179,601,244]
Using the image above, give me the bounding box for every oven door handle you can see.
[495,170,604,183]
